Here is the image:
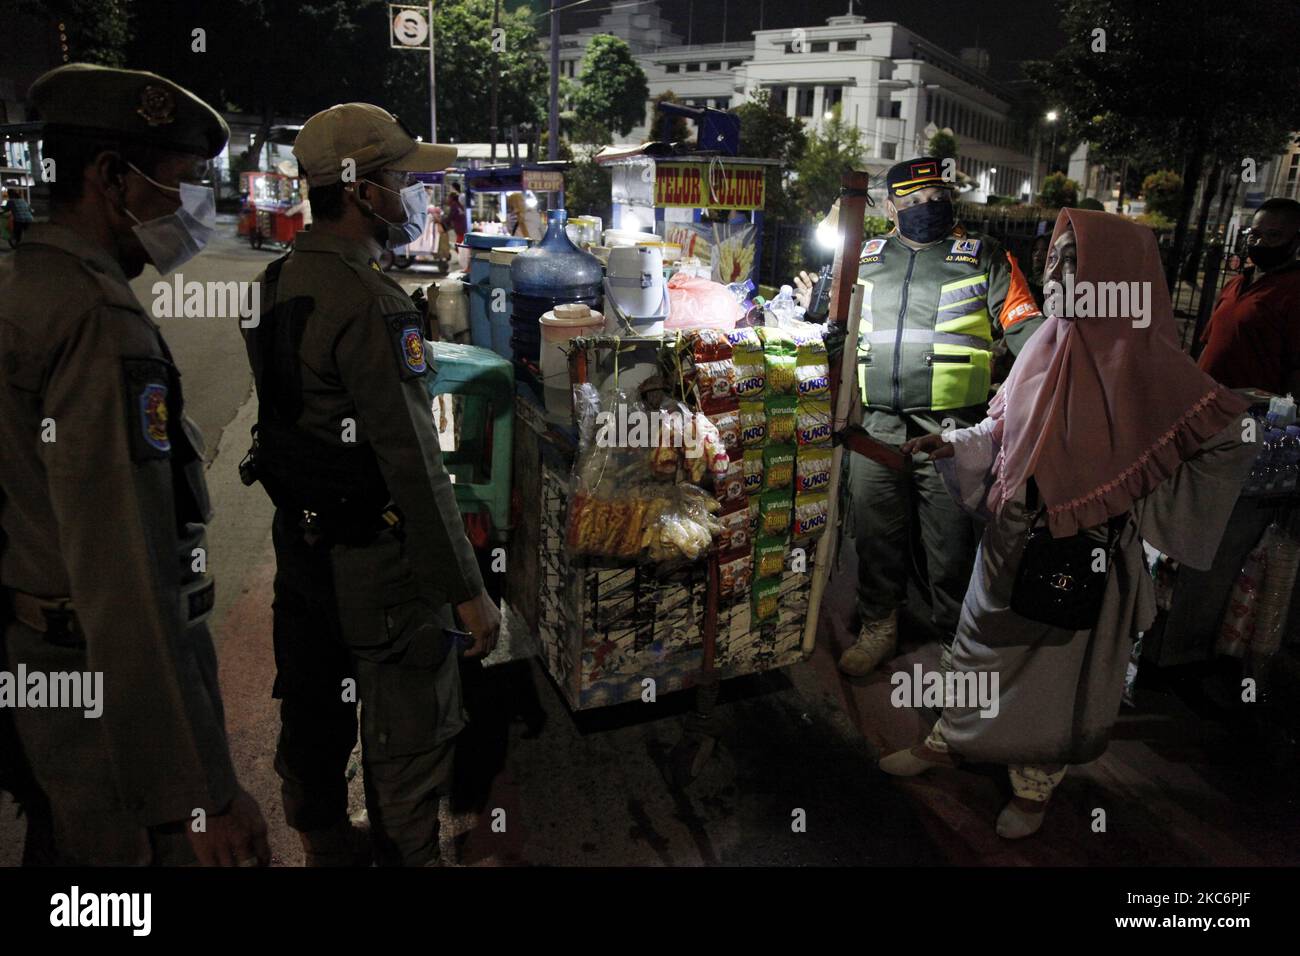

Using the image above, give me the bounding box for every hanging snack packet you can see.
[718,498,751,552]
[742,447,765,496]
[733,357,766,399]
[688,328,733,363]
[748,494,761,534]
[765,395,797,445]
[719,547,754,598]
[763,444,796,491]
[701,394,741,450]
[795,338,830,398]
[753,576,781,623]
[795,446,833,495]
[792,329,826,356]
[758,327,796,355]
[765,353,796,395]
[725,327,763,358]
[716,453,746,504]
[796,398,833,447]
[759,488,793,537]
[695,359,736,402]
[792,492,830,540]
[755,535,787,579]
[739,399,767,447]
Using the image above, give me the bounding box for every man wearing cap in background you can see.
[240,103,500,866]
[806,157,1044,677]
[0,64,269,865]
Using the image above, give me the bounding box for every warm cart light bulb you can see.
[623,211,643,232]
[816,199,842,249]
[525,190,539,209]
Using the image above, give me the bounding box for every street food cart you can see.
[463,162,568,236]
[390,168,467,269]
[1,168,33,247]
[238,167,307,250]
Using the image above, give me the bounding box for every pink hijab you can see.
[988,208,1247,537]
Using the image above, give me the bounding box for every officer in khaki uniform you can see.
[0,64,268,865]
[241,103,500,867]
[836,158,1044,675]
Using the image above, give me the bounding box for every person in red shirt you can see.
[1199,197,1300,394]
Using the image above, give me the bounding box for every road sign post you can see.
[389,3,436,143]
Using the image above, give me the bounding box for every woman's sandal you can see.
[878,743,962,777]
[996,795,1050,840]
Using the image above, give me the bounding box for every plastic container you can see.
[434,277,469,342]
[466,233,527,349]
[510,210,603,373]
[488,245,527,359]
[539,304,605,415]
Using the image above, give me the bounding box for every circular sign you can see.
[393,9,429,47]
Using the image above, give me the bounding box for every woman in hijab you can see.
[879,209,1257,838]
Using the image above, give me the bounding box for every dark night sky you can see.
[556,0,1065,81]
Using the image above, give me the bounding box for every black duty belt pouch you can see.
[1009,477,1128,631]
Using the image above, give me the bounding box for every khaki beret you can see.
[28,63,229,158]
[293,103,456,187]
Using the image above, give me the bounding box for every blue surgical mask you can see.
[365,179,429,249]
[124,162,216,273]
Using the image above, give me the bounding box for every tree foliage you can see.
[22,0,133,67]
[571,34,648,138]
[795,106,863,218]
[650,90,691,144]
[1037,171,1079,208]
[1141,170,1183,220]
[928,129,958,163]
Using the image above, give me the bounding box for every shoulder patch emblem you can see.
[140,383,171,452]
[403,326,426,373]
[387,313,428,379]
[951,238,981,257]
[862,238,887,257]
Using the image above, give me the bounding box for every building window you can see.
[810,41,829,53]
[685,62,700,72]
[825,86,843,111]
[889,100,902,119]
[666,63,680,74]
[796,88,815,117]
[836,40,856,51]
[715,96,731,109]
[882,142,897,160]
[728,60,743,69]
[707,61,721,71]
[771,86,789,112]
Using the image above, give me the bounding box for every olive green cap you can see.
[293,103,456,186]
[28,63,229,158]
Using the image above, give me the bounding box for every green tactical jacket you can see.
[855,224,1044,419]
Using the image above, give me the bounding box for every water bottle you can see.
[768,284,797,327]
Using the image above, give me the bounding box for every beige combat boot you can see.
[300,818,372,867]
[838,611,898,676]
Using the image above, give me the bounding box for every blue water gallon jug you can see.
[509,210,603,370]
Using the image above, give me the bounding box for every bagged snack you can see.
[695,359,736,401]
[687,328,733,362]
[748,494,760,533]
[796,352,830,399]
[765,395,797,444]
[758,327,796,355]
[739,399,767,447]
[718,546,753,598]
[793,492,829,540]
[716,454,746,504]
[733,358,766,399]
[759,488,792,537]
[718,498,751,552]
[795,447,833,494]
[792,329,826,356]
[701,394,741,450]
[763,444,796,491]
[742,447,765,496]
[725,327,763,359]
[753,576,781,622]
[641,483,723,563]
[796,398,833,446]
[755,535,787,579]
[765,353,796,395]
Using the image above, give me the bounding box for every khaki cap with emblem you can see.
[293,103,457,187]
[27,62,229,158]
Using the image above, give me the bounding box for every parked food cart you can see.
[238,166,307,250]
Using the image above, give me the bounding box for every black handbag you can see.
[1009,478,1129,631]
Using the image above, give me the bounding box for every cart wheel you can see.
[249,231,263,250]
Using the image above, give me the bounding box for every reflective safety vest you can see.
[855,226,1041,413]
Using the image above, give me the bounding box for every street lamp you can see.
[1045,110,1059,174]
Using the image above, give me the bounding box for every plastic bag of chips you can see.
[753,577,781,622]
[763,444,796,491]
[765,395,797,444]
[796,399,833,447]
[716,454,745,504]
[726,327,763,357]
[718,498,751,552]
[719,547,753,598]
[765,353,796,395]
[755,535,787,579]
[796,355,830,399]
[759,488,792,537]
[795,447,833,495]
[742,447,764,496]
[687,328,733,363]
[695,359,736,402]
[701,394,741,450]
[739,399,767,447]
[758,327,796,355]
[733,359,766,399]
[793,492,829,540]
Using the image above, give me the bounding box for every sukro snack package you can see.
[792,492,829,540]
[796,398,833,447]
[739,399,767,447]
[795,447,833,495]
[742,447,765,496]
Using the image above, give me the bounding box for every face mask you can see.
[364,180,429,249]
[1247,239,1298,272]
[123,164,216,274]
[895,198,955,244]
